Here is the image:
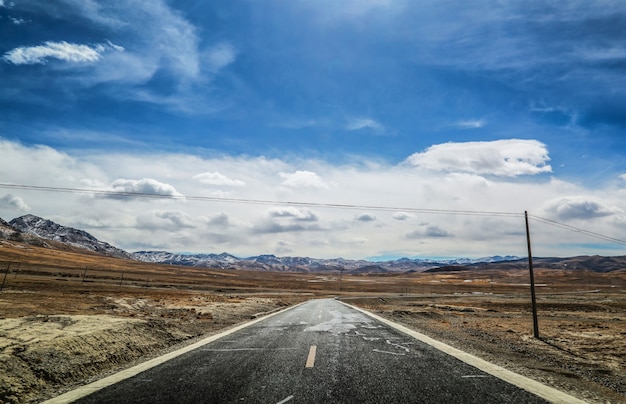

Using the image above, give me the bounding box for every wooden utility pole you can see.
[525,211,540,339]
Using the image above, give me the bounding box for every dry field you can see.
[1,240,625,403]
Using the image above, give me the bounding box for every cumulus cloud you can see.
[393,212,415,221]
[109,178,183,199]
[0,194,30,211]
[406,225,452,239]
[156,211,195,228]
[2,41,123,65]
[268,207,318,222]
[2,138,624,258]
[193,172,245,186]
[543,196,620,221]
[355,213,376,222]
[205,212,231,227]
[405,139,552,177]
[279,170,328,189]
[251,220,323,234]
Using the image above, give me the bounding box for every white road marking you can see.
[343,301,587,404]
[373,349,405,356]
[386,339,410,353]
[276,395,294,404]
[306,345,317,368]
[204,348,298,352]
[462,375,489,378]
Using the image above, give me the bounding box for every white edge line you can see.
[340,301,587,404]
[42,302,307,404]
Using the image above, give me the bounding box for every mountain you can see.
[130,251,521,273]
[131,251,239,269]
[4,214,621,273]
[8,214,131,259]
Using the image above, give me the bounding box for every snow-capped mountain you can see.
[131,251,239,268]
[8,214,131,259]
[0,214,521,272]
[130,251,520,273]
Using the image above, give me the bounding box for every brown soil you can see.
[347,287,626,403]
[1,240,626,403]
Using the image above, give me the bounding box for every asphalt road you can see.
[73,298,551,403]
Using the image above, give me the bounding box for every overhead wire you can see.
[0,183,522,217]
[1,182,624,247]
[528,214,626,246]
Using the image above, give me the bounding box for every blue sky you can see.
[1,0,625,259]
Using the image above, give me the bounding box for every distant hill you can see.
[2,214,623,273]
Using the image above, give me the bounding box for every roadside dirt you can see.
[348,291,626,404]
[0,287,300,403]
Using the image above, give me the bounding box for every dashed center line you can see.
[305,345,317,368]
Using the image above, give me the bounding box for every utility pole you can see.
[525,211,540,339]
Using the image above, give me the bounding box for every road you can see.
[67,298,569,403]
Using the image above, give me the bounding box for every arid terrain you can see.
[1,239,625,403]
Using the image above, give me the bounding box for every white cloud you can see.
[156,211,195,228]
[453,120,486,129]
[543,196,621,221]
[2,138,625,258]
[346,117,384,131]
[205,42,236,73]
[2,41,122,65]
[406,139,552,177]
[280,170,328,189]
[0,194,30,211]
[268,207,318,222]
[620,174,626,182]
[2,1,226,112]
[10,16,26,25]
[406,224,452,239]
[109,178,183,199]
[355,213,376,222]
[392,212,414,221]
[193,172,245,186]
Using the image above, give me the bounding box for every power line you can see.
[0,182,522,217]
[528,214,626,246]
[2,182,624,247]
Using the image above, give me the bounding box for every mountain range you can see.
[1,214,624,273]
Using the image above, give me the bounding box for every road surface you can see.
[63,298,575,403]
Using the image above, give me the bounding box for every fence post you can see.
[0,262,10,292]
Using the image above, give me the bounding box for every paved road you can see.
[75,299,551,403]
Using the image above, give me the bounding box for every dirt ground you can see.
[347,289,626,404]
[1,241,625,403]
[0,285,303,404]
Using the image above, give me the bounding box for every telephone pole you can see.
[525,211,540,339]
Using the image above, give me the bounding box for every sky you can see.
[1,0,626,260]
